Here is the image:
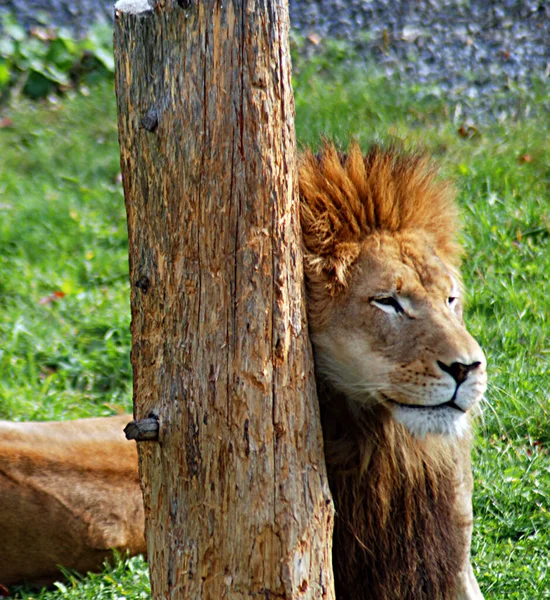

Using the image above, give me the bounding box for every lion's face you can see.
[309,231,487,438]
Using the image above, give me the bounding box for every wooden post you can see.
[113,1,335,598]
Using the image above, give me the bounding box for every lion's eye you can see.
[447,297,459,309]
[371,296,405,315]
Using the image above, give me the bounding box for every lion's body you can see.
[0,415,145,587]
[299,143,486,599]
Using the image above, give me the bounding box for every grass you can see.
[0,88,130,421]
[10,555,151,600]
[1,44,549,599]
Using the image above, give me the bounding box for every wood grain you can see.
[114,1,335,597]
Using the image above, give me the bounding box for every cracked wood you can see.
[114,1,335,598]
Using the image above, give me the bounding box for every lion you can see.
[0,415,145,587]
[299,142,487,599]
[1,143,486,599]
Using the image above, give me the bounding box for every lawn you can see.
[1,44,549,599]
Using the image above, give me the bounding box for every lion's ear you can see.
[301,242,361,328]
[302,241,362,294]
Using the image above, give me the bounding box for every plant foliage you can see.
[0,14,113,101]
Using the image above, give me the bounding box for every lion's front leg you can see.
[455,561,484,600]
[454,452,484,600]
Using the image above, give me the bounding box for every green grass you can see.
[0,87,131,421]
[1,49,549,598]
[13,555,151,600]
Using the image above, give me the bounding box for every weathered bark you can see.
[114,1,335,598]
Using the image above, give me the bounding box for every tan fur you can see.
[299,143,486,599]
[0,415,145,587]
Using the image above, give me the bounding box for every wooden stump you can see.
[114,1,335,598]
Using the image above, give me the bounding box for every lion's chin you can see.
[390,403,470,439]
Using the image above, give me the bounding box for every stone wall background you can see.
[2,0,549,120]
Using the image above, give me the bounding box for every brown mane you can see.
[299,141,460,290]
[299,143,475,600]
[321,387,472,600]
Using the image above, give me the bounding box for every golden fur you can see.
[0,415,145,587]
[299,142,486,599]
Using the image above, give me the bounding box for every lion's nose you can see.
[437,360,481,385]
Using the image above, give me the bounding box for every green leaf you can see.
[92,47,115,72]
[0,60,11,87]
[44,64,70,85]
[23,71,54,98]
[4,21,26,42]
[18,37,49,60]
[46,38,76,71]
[0,37,16,58]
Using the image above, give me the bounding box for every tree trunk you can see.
[113,1,335,599]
